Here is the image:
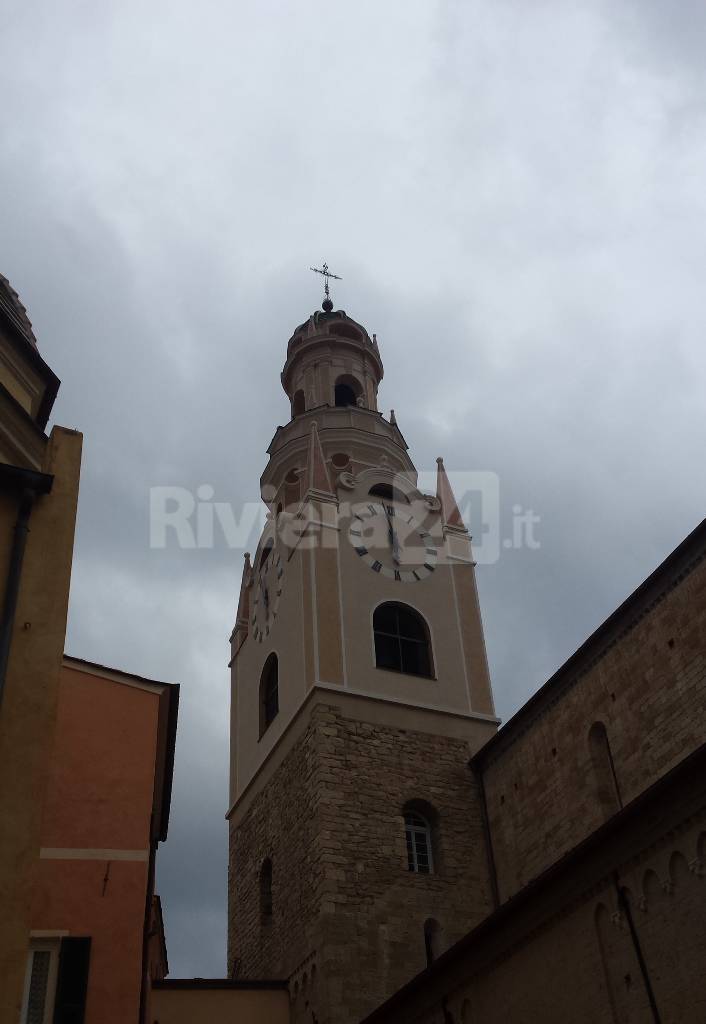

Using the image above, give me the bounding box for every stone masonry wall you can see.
[371,815,706,1024]
[229,702,494,1024]
[482,548,706,901]
[228,708,325,981]
[313,707,494,1024]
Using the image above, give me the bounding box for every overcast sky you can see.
[2,0,706,977]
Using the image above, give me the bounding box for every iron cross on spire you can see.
[310,262,342,310]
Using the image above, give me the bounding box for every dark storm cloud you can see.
[1,0,705,976]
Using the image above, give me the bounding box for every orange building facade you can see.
[24,657,178,1024]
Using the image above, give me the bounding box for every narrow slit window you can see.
[259,654,279,737]
[424,918,441,965]
[260,859,273,924]
[405,810,433,874]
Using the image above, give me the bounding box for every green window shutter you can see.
[53,938,91,1024]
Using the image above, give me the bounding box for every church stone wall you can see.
[229,701,494,1024]
[408,826,704,1024]
[481,547,706,901]
[361,782,706,1024]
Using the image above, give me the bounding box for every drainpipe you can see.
[0,466,53,711]
[613,873,661,1023]
[139,828,158,1024]
[472,762,500,909]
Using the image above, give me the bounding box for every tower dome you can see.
[282,307,383,418]
[0,274,37,347]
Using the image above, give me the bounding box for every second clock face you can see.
[251,546,284,642]
[347,502,438,582]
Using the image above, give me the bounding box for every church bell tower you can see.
[227,282,499,1023]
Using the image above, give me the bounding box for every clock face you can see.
[251,544,284,642]
[348,502,438,582]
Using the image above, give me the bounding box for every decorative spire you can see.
[436,457,465,529]
[310,262,342,312]
[233,552,252,647]
[306,421,335,498]
[390,409,397,427]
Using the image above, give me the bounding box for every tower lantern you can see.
[281,307,383,417]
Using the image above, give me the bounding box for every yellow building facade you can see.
[0,274,82,1024]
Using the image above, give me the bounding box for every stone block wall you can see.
[481,546,706,900]
[228,708,324,980]
[229,702,494,1024]
[430,822,704,1024]
[360,795,706,1024]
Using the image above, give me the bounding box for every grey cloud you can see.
[2,0,705,977]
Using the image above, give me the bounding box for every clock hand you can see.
[385,507,401,565]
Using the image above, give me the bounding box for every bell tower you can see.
[227,292,498,1024]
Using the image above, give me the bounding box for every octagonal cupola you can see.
[281,307,384,418]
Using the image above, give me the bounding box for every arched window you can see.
[374,603,432,678]
[284,468,301,510]
[260,858,273,924]
[334,374,363,408]
[405,809,433,873]
[292,390,305,417]
[423,918,441,965]
[588,721,621,814]
[329,321,362,341]
[259,654,279,737]
[368,482,410,504]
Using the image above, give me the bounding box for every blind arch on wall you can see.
[588,721,621,815]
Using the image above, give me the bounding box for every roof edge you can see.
[63,654,176,691]
[361,737,706,1024]
[157,683,180,842]
[472,517,706,767]
[153,978,289,990]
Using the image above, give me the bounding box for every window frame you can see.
[372,602,435,680]
[404,809,434,874]
[21,939,60,1024]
